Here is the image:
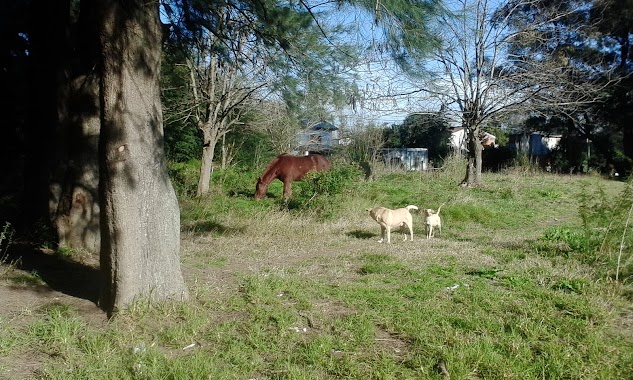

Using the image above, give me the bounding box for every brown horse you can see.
[255,153,332,200]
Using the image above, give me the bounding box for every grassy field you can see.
[1,162,633,379]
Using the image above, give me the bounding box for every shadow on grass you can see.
[229,190,256,198]
[3,243,99,303]
[347,230,376,239]
[186,220,247,236]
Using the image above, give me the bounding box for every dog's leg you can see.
[405,223,413,241]
[378,225,386,243]
[386,226,391,243]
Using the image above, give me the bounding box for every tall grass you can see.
[538,180,633,282]
[0,221,14,276]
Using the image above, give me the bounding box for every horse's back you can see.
[276,153,330,179]
[311,154,331,170]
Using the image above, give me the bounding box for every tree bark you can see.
[462,125,483,187]
[196,123,216,196]
[97,0,188,315]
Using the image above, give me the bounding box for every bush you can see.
[168,160,200,198]
[212,167,257,198]
[290,162,364,217]
[538,180,633,282]
[301,162,363,197]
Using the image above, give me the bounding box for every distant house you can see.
[448,127,496,151]
[508,132,561,156]
[295,121,340,155]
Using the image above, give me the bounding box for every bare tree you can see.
[188,53,259,196]
[184,7,267,196]
[360,0,617,186]
[344,124,386,180]
[250,100,300,155]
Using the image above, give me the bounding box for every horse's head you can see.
[254,177,265,200]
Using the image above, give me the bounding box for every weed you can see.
[0,221,15,275]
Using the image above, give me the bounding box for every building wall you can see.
[382,148,429,171]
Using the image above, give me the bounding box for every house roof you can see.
[311,121,338,131]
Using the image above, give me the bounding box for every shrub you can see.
[1,222,14,275]
[301,162,363,197]
[539,181,633,282]
[168,160,201,198]
[212,167,256,198]
[290,162,364,217]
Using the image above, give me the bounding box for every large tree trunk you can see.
[461,126,483,187]
[97,0,188,315]
[196,124,217,196]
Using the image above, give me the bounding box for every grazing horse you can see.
[255,153,331,200]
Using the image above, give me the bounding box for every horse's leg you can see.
[282,180,292,200]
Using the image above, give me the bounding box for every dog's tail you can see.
[436,203,445,215]
[405,205,418,212]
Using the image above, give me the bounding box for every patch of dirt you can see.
[0,244,107,379]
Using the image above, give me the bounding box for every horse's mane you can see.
[260,154,286,176]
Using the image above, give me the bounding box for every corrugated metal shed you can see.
[382,148,429,171]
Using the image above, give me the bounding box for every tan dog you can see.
[368,205,418,243]
[424,204,444,239]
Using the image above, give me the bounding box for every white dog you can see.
[424,204,444,239]
[367,205,418,243]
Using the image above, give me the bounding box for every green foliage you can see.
[222,128,275,168]
[289,161,364,218]
[301,161,363,197]
[343,125,386,165]
[0,222,13,260]
[168,160,200,198]
[161,45,202,163]
[212,167,256,198]
[542,227,593,254]
[164,122,202,163]
[29,304,86,355]
[538,181,633,282]
[387,113,451,160]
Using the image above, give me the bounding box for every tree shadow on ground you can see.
[2,243,100,303]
